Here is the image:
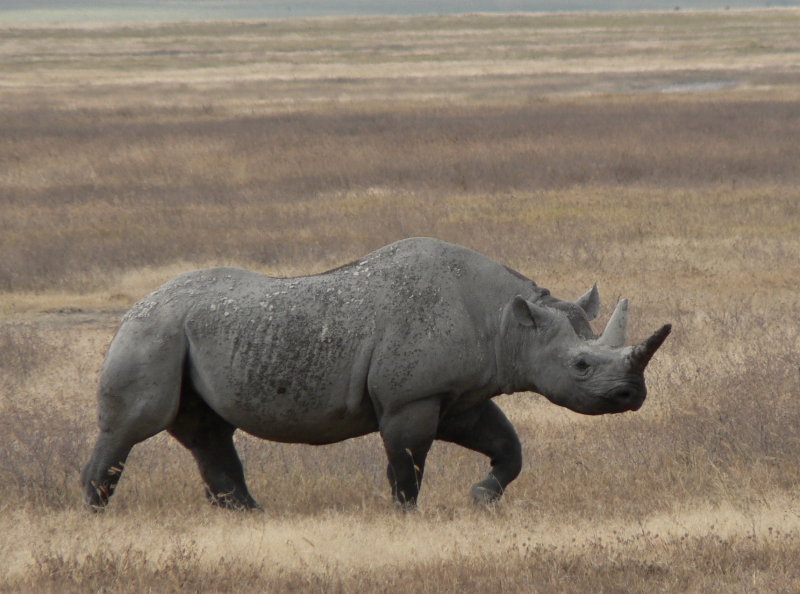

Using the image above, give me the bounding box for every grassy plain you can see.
[1,9,800,592]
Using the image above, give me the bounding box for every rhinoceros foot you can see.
[205,488,262,512]
[469,477,503,504]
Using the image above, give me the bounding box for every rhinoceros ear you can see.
[574,284,600,321]
[509,296,557,329]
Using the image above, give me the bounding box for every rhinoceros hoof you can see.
[85,502,108,514]
[206,490,262,512]
[469,481,503,504]
[393,500,419,513]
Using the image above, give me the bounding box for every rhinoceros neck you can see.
[492,340,517,396]
[493,311,532,396]
[492,285,554,396]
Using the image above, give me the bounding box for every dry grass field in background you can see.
[1,9,800,592]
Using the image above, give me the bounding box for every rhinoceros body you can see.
[82,237,670,510]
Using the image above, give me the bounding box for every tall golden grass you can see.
[1,9,799,592]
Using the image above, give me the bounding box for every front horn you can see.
[630,324,672,371]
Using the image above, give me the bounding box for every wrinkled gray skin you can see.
[82,237,670,510]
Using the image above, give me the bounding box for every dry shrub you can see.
[0,324,55,380]
[0,324,91,509]
[0,404,88,510]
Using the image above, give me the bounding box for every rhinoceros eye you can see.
[573,358,591,374]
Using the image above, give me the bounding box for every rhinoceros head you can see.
[502,288,671,415]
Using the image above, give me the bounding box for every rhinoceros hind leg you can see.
[437,400,522,504]
[82,434,135,511]
[167,386,259,511]
[82,393,177,511]
[83,323,187,510]
[379,398,440,509]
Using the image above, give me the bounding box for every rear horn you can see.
[597,299,629,347]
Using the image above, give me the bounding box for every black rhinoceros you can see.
[82,237,670,510]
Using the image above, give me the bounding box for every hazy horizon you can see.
[1,0,798,23]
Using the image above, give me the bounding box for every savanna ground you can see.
[1,8,800,592]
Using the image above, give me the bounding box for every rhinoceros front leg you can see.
[379,398,440,509]
[437,400,522,503]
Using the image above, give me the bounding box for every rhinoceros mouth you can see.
[562,387,645,415]
[597,384,646,412]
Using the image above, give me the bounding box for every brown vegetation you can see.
[1,9,799,592]
[2,99,800,294]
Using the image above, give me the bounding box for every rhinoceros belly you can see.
[183,300,378,444]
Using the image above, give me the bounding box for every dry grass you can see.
[5,506,800,592]
[1,9,800,592]
[2,101,799,294]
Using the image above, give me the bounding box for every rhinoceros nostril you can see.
[613,388,635,402]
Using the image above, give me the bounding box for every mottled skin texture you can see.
[82,237,670,510]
